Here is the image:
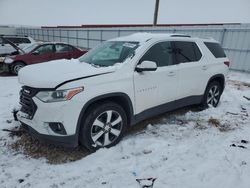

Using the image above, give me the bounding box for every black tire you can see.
[11,61,26,75]
[79,101,127,151]
[201,81,222,109]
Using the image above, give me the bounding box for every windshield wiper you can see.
[90,63,108,68]
[90,63,99,68]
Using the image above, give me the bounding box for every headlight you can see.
[4,57,14,64]
[35,87,84,103]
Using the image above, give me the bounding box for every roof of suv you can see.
[111,32,218,43]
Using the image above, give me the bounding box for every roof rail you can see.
[170,34,191,38]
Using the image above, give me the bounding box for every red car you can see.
[3,41,87,74]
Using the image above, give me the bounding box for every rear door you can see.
[133,41,179,114]
[54,44,72,60]
[68,45,82,59]
[172,41,208,99]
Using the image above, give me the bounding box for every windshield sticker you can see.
[123,43,137,48]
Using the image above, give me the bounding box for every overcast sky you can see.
[0,0,250,26]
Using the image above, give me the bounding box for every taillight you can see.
[224,61,230,67]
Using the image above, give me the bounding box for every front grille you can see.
[19,86,38,119]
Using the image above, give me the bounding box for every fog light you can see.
[48,122,67,135]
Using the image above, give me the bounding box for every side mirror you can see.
[32,51,39,55]
[135,61,157,72]
[1,43,4,46]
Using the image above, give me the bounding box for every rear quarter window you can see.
[204,42,226,58]
[172,41,202,63]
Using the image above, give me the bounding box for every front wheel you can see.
[202,81,222,108]
[79,102,127,151]
[11,62,26,75]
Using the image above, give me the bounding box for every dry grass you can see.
[8,126,90,164]
[6,106,204,164]
[208,117,220,127]
[208,117,237,132]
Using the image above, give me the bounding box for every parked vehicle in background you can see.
[3,41,88,74]
[15,33,230,151]
[0,35,36,56]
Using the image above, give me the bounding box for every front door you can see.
[29,44,55,64]
[133,41,179,115]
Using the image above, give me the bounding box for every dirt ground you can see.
[5,107,197,164]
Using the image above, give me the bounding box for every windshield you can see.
[23,43,39,53]
[79,41,139,67]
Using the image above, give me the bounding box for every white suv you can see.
[0,35,36,56]
[16,33,230,150]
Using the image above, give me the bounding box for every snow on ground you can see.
[0,71,250,188]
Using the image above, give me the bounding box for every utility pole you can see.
[153,0,160,26]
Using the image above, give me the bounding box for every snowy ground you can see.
[0,71,250,188]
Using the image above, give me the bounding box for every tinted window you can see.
[5,37,17,43]
[1,38,10,44]
[140,41,174,67]
[35,44,54,55]
[6,37,31,44]
[23,43,39,53]
[55,44,74,52]
[172,41,202,63]
[204,42,226,58]
[19,38,31,44]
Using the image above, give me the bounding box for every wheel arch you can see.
[75,92,134,143]
[11,60,27,74]
[206,74,225,92]
[12,60,27,65]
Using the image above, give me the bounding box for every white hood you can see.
[18,59,116,88]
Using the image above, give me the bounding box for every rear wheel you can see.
[202,81,222,108]
[11,62,26,75]
[79,102,127,151]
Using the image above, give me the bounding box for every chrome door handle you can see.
[202,65,208,70]
[168,71,176,76]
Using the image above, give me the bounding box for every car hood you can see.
[18,59,117,88]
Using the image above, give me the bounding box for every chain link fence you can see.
[17,24,250,72]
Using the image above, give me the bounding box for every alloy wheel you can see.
[13,64,24,74]
[91,110,123,147]
[207,85,220,107]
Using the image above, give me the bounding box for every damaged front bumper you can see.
[13,110,78,148]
